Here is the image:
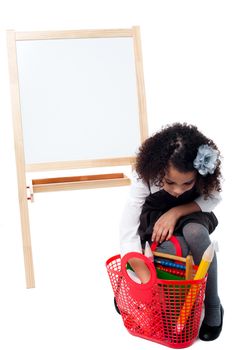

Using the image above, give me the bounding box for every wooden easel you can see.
[7,27,148,288]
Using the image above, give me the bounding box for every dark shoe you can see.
[199,305,224,341]
[114,297,121,314]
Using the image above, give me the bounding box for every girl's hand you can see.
[151,208,180,243]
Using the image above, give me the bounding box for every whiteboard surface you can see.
[16,37,141,165]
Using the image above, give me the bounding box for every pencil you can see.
[175,241,216,333]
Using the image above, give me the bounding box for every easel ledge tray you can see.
[31,173,131,193]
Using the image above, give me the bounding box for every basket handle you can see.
[121,252,157,302]
[150,236,182,257]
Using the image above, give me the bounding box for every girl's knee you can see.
[156,237,189,257]
[183,222,210,242]
[156,240,177,255]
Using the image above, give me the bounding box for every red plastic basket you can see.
[106,252,207,348]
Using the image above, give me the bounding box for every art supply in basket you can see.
[156,266,185,280]
[144,241,154,261]
[175,241,217,333]
[185,255,194,280]
[194,241,218,280]
[156,264,185,278]
[155,258,186,270]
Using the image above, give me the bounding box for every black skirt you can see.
[138,187,218,247]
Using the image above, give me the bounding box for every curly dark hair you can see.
[135,123,222,197]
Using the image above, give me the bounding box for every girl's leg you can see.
[182,223,221,326]
[155,236,189,257]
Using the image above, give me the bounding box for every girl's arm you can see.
[151,201,201,243]
[120,171,157,284]
[151,191,222,243]
[119,171,151,256]
[194,191,222,212]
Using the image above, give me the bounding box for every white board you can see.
[16,36,142,166]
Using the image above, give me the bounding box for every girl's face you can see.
[163,164,197,198]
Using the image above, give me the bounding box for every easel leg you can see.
[19,196,35,288]
[7,29,35,288]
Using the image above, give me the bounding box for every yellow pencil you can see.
[175,241,217,333]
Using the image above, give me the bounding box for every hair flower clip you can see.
[193,144,219,176]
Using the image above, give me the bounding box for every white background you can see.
[0,1,232,349]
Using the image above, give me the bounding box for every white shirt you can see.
[120,171,221,257]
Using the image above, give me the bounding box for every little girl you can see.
[120,123,223,341]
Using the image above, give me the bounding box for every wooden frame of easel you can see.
[7,26,148,288]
